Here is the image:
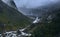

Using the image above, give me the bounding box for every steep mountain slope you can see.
[0,0,31,31]
[2,0,17,9]
[31,7,60,37]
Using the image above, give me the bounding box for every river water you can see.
[1,0,60,37]
[0,17,41,37]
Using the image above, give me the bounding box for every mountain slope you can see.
[0,0,31,31]
[2,0,17,9]
[31,8,60,37]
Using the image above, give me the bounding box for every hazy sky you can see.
[2,0,60,8]
[1,0,60,17]
[13,0,59,8]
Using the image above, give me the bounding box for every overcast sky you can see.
[13,0,59,8]
[1,0,60,17]
[2,0,60,8]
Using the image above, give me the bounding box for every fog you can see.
[13,0,60,17]
[2,0,60,17]
[13,0,59,8]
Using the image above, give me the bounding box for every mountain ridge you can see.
[0,0,31,31]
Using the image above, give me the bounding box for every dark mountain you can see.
[33,13,60,37]
[2,0,17,9]
[9,0,17,8]
[0,0,31,31]
[31,4,60,37]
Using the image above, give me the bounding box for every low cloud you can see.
[13,0,59,8]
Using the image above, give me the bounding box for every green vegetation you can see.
[0,0,31,31]
[0,0,60,37]
[31,9,60,37]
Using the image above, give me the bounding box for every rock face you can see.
[2,0,17,9]
[0,0,31,31]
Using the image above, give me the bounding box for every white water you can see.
[0,17,41,37]
[0,29,31,37]
[1,0,60,37]
[33,17,40,23]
